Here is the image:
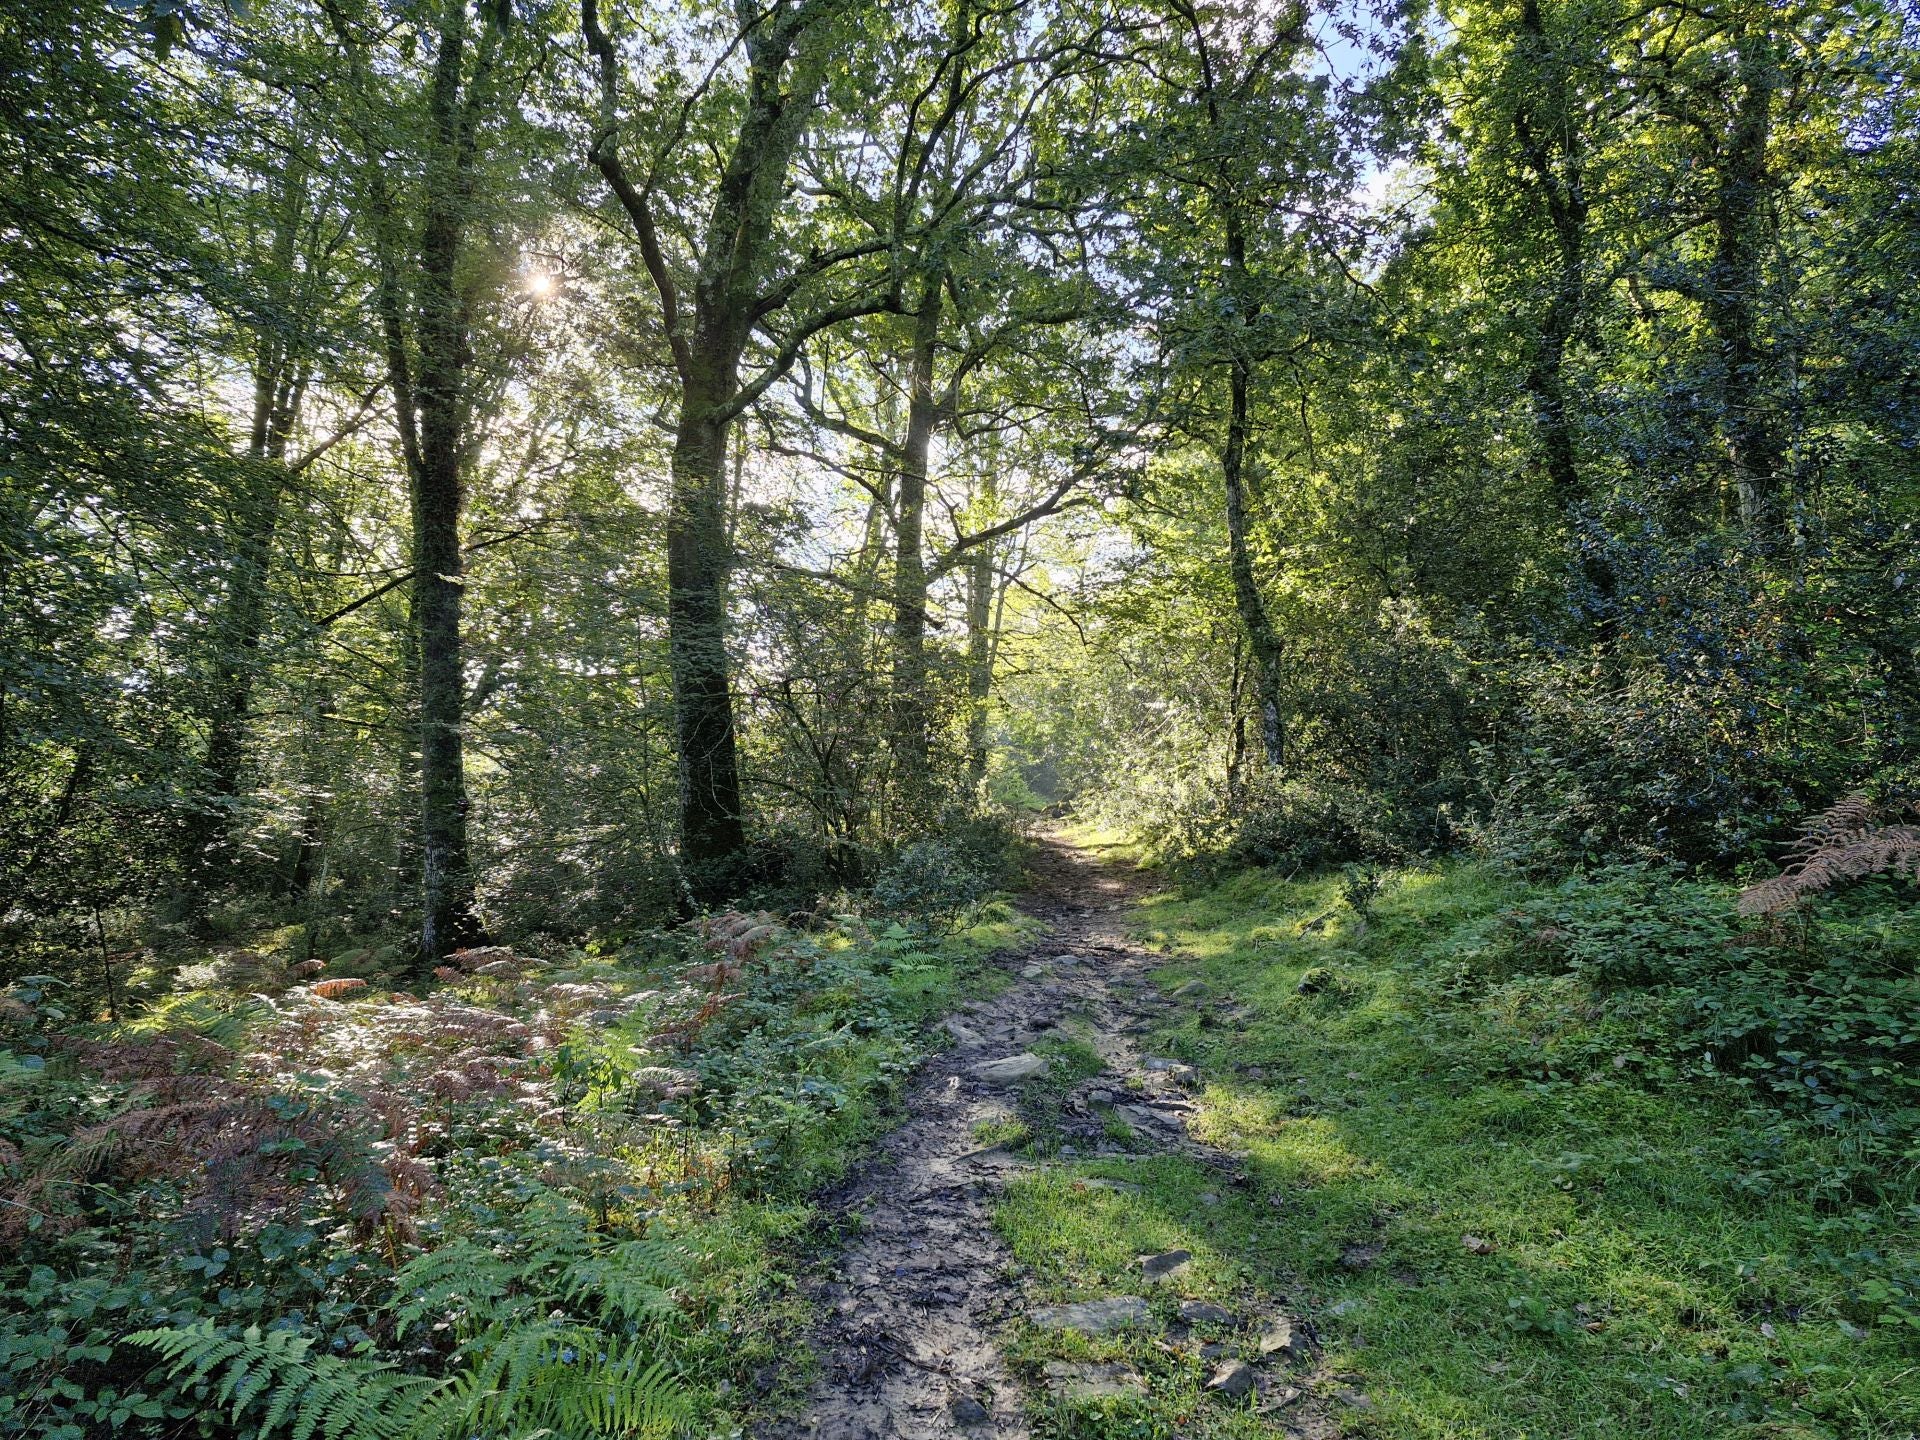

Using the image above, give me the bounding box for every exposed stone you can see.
[1257,1317,1300,1356]
[1206,1359,1256,1398]
[1139,1249,1192,1282]
[970,1053,1049,1085]
[1179,1299,1236,1325]
[1170,979,1209,999]
[1042,1361,1146,1401]
[949,1394,991,1424]
[941,1018,984,1045]
[1021,961,1048,979]
[1028,1296,1152,1335]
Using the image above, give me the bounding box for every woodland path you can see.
[760,834,1314,1438]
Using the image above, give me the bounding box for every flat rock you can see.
[941,1018,984,1045]
[1028,1295,1152,1335]
[1139,1249,1192,1282]
[1042,1361,1147,1401]
[1257,1317,1300,1356]
[971,1052,1049,1084]
[1170,979,1210,999]
[949,1395,991,1425]
[1206,1359,1256,1398]
[1179,1299,1237,1325]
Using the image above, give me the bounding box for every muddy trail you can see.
[759,835,1327,1439]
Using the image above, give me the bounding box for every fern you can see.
[408,1323,679,1440]
[1739,793,1920,915]
[129,1322,427,1440]
[134,1316,683,1440]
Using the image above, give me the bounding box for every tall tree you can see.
[583,0,900,896]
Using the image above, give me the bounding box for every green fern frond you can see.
[406,1321,681,1440]
[130,1321,428,1440]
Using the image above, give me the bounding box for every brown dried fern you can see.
[1738,793,1920,916]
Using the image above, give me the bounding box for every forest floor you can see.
[756,832,1914,1440]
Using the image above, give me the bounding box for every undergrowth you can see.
[0,897,1032,1438]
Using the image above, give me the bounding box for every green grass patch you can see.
[1054,859,1920,1440]
[990,858,1919,1436]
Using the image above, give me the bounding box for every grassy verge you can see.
[992,861,1919,1440]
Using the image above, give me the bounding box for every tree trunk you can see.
[1222,354,1286,767]
[1705,21,1784,543]
[889,280,943,826]
[185,164,312,908]
[1509,0,1615,622]
[963,544,994,793]
[667,363,748,895]
[403,15,491,966]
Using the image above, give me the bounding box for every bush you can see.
[870,839,994,928]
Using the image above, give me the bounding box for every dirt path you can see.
[760,834,1268,1438]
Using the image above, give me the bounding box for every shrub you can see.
[870,840,994,928]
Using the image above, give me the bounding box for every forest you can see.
[2,0,1917,1435]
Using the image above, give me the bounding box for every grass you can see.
[990,860,1920,1439]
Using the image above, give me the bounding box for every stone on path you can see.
[970,1053,1048,1085]
[1179,1299,1236,1325]
[948,1394,991,1425]
[1042,1361,1147,1401]
[1020,961,1048,978]
[1139,1249,1191,1282]
[1256,1317,1301,1356]
[1206,1359,1256,1398]
[1027,1295,1151,1335]
[941,1018,984,1045]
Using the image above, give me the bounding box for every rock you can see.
[949,1395,991,1425]
[1179,1300,1237,1325]
[1257,1318,1300,1356]
[1325,1299,1362,1318]
[1206,1359,1256,1398]
[1086,1087,1115,1106]
[1198,1341,1229,1360]
[942,1018,984,1045]
[1143,1056,1181,1072]
[1140,1249,1192,1282]
[1021,961,1048,979]
[1170,979,1209,999]
[1337,1387,1375,1411]
[1198,1191,1221,1206]
[1028,1296,1152,1335]
[971,1053,1049,1085]
[1053,952,1083,966]
[1042,1361,1146,1401]
[1461,1233,1497,1256]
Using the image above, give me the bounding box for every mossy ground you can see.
[990,862,1918,1440]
